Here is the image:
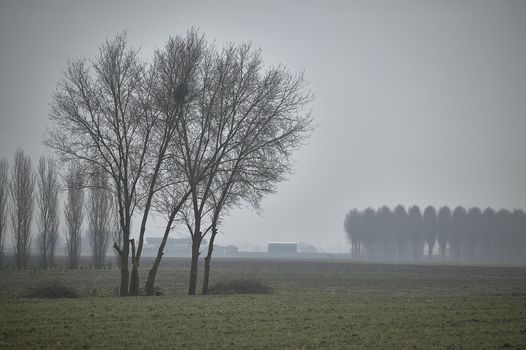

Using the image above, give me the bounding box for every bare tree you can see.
[175,42,313,295]
[131,30,205,295]
[10,149,35,269]
[0,158,8,268]
[46,33,154,295]
[64,162,85,269]
[37,156,60,269]
[88,168,112,269]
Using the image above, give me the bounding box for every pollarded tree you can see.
[64,162,85,269]
[436,206,451,260]
[0,158,8,268]
[37,156,60,269]
[10,149,35,269]
[407,205,423,261]
[422,206,437,259]
[87,168,112,269]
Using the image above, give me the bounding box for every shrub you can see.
[208,278,273,295]
[24,280,80,298]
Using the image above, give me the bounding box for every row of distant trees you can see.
[344,205,526,265]
[41,29,312,296]
[0,150,118,270]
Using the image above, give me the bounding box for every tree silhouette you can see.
[47,33,154,295]
[10,149,34,270]
[449,206,466,262]
[437,206,451,260]
[466,207,482,262]
[87,169,112,269]
[423,206,438,259]
[64,162,85,270]
[376,206,393,261]
[510,210,526,264]
[392,205,408,261]
[36,156,60,269]
[407,205,423,261]
[479,208,496,263]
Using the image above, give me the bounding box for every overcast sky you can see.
[1,0,525,252]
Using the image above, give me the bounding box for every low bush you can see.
[24,280,80,298]
[208,278,273,295]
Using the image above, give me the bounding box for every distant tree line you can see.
[344,205,526,265]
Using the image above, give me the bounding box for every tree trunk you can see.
[129,239,139,295]
[145,214,175,296]
[130,259,139,295]
[188,238,201,295]
[202,226,217,295]
[115,235,130,296]
[119,244,129,296]
[145,252,163,296]
[145,192,189,296]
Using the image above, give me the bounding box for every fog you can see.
[1,0,525,254]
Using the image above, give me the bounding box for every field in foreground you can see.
[1,259,526,349]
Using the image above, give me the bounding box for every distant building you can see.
[268,242,297,254]
[212,244,239,257]
[145,236,207,256]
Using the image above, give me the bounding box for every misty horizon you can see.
[1,0,525,254]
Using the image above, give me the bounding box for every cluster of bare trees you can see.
[344,205,526,265]
[44,30,313,296]
[0,151,118,270]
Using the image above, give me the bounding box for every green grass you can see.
[1,259,526,349]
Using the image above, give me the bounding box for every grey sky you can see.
[1,0,525,252]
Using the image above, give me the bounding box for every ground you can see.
[0,259,525,349]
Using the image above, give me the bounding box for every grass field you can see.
[1,259,526,349]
